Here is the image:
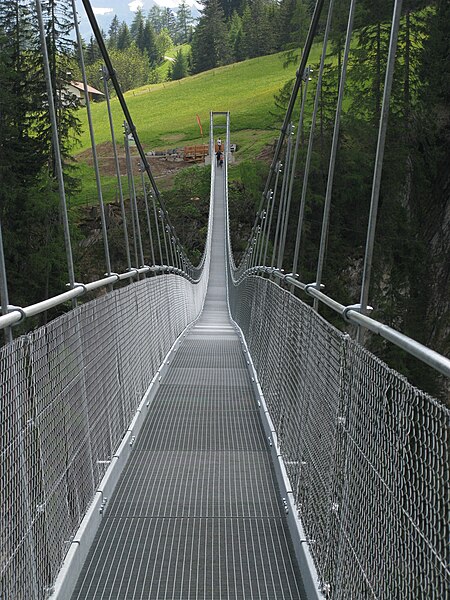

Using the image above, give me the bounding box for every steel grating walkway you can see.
[71,167,306,599]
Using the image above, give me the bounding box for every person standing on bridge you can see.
[216,149,222,166]
[217,137,222,150]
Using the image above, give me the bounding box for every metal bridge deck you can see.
[71,168,306,599]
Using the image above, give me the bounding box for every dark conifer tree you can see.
[220,0,244,20]
[241,0,275,59]
[0,0,78,311]
[175,1,194,44]
[108,15,120,49]
[228,10,244,61]
[163,8,177,39]
[140,21,158,65]
[117,22,132,50]
[276,0,312,50]
[131,7,145,40]
[148,6,164,33]
[86,34,101,64]
[191,0,231,73]
[31,0,80,176]
[170,48,189,80]
[350,0,392,122]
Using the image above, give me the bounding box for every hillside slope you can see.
[76,47,321,159]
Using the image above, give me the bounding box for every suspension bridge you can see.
[1,1,449,599]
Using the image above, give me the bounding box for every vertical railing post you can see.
[314,0,357,310]
[161,212,170,266]
[124,123,140,268]
[270,163,286,267]
[291,0,335,282]
[72,0,112,278]
[277,123,296,269]
[151,193,163,265]
[358,0,403,342]
[102,66,132,271]
[290,67,312,282]
[167,226,175,267]
[263,163,282,266]
[141,169,156,266]
[34,0,76,294]
[0,221,13,344]
[126,125,145,267]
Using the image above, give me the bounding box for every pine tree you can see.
[329,0,351,78]
[349,0,392,123]
[131,7,145,40]
[140,22,158,65]
[162,8,177,40]
[228,10,244,61]
[108,15,120,49]
[155,28,173,61]
[220,0,245,20]
[276,0,311,51]
[241,0,274,59]
[86,34,101,64]
[170,48,189,80]
[191,0,231,74]
[148,6,164,33]
[0,0,41,212]
[117,22,132,50]
[175,1,194,44]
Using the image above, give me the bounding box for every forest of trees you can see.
[190,0,315,72]
[227,0,450,397]
[84,3,195,89]
[0,0,81,311]
[81,0,317,87]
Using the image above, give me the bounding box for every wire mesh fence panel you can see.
[229,274,450,599]
[0,274,206,600]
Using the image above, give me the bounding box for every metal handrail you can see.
[230,266,450,379]
[0,265,197,332]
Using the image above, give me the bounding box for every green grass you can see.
[73,45,326,205]
[76,46,323,157]
[69,161,128,208]
[155,43,191,81]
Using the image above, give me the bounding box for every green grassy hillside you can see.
[77,46,322,160]
[155,43,191,81]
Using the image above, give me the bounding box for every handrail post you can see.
[0,221,13,343]
[102,65,132,271]
[72,0,112,279]
[34,0,76,298]
[358,0,404,342]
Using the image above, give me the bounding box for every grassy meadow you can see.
[73,44,325,206]
[76,46,324,155]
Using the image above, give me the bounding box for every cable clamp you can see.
[342,303,373,323]
[73,282,88,294]
[304,282,324,295]
[106,272,120,282]
[7,304,27,323]
[126,268,140,277]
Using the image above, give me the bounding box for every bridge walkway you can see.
[71,166,306,599]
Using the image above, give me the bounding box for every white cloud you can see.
[154,0,201,9]
[128,0,144,10]
[93,7,114,16]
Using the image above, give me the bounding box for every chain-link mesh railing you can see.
[229,275,449,599]
[0,274,207,600]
